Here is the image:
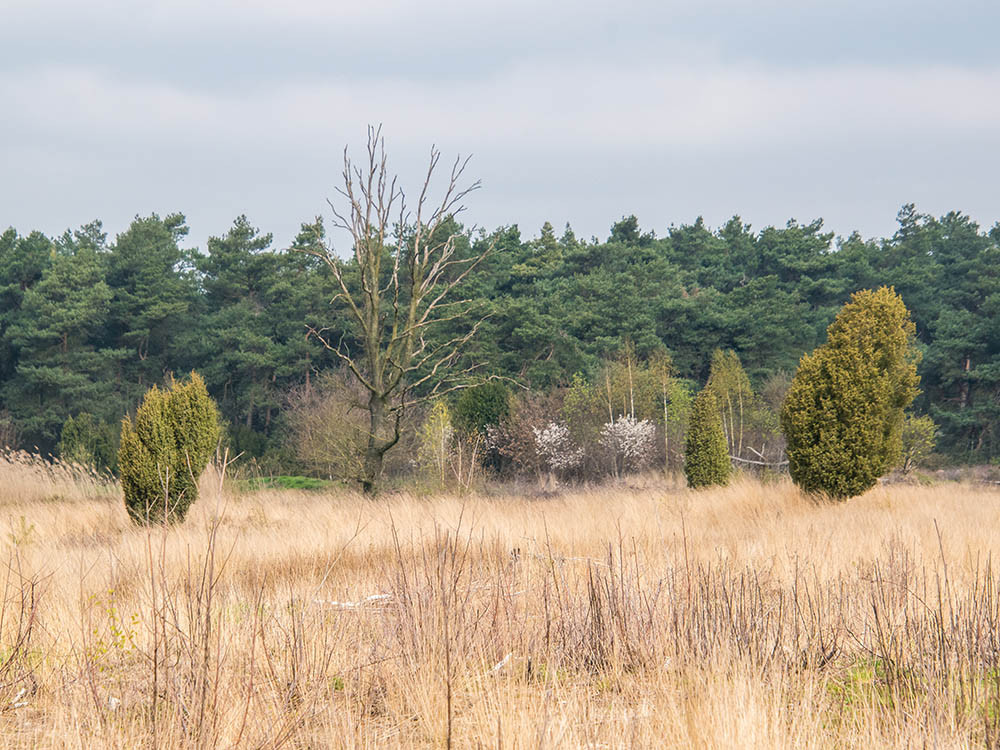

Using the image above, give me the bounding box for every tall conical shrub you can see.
[119,372,220,524]
[685,387,731,488]
[781,287,920,500]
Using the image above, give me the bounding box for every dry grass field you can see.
[2,451,1000,748]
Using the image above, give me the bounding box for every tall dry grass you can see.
[2,453,1000,747]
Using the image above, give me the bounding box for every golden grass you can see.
[2,454,1000,748]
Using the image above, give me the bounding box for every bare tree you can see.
[303,127,490,494]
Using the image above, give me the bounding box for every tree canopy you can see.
[0,203,996,471]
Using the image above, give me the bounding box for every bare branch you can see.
[306,128,487,494]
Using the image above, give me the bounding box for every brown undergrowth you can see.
[2,453,1000,747]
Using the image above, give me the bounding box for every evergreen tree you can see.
[899,414,937,474]
[684,388,730,488]
[270,218,337,409]
[0,229,52,391]
[196,216,280,429]
[105,213,198,403]
[781,287,920,499]
[2,226,122,449]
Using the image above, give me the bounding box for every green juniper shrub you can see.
[781,287,920,500]
[453,381,510,435]
[685,387,731,488]
[119,372,221,524]
[58,412,119,472]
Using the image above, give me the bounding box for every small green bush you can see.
[684,388,731,488]
[59,412,118,472]
[453,381,509,435]
[119,372,220,524]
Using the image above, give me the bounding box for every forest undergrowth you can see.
[2,452,1000,748]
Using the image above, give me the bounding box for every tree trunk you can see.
[265,373,276,428]
[605,372,614,423]
[361,446,385,496]
[725,394,735,453]
[663,394,669,475]
[737,389,744,458]
[361,396,386,495]
[959,356,971,409]
[627,357,635,419]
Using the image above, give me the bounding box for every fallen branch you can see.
[729,455,789,468]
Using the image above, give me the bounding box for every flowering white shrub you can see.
[599,415,656,474]
[533,421,584,473]
[484,424,504,453]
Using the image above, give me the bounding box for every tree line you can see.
[1,202,997,471]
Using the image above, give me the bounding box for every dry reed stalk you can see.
[0,449,117,505]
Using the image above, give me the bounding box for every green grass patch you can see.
[235,476,335,492]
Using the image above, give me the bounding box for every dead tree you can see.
[303,127,489,494]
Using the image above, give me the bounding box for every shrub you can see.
[483,390,564,480]
[283,370,367,481]
[706,349,753,456]
[418,400,454,484]
[705,349,783,468]
[452,382,509,435]
[781,287,920,499]
[119,372,220,524]
[899,414,937,475]
[283,369,419,484]
[600,415,656,476]
[684,388,730,488]
[533,421,584,475]
[227,423,269,461]
[58,412,118,472]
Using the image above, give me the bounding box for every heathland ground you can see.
[2,453,1000,748]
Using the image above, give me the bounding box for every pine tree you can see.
[0,229,52,393]
[2,228,121,449]
[119,373,220,525]
[781,287,920,499]
[196,216,280,430]
[685,387,730,488]
[105,214,198,402]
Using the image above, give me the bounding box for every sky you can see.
[3,0,1000,251]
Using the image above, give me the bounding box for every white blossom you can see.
[533,422,584,472]
[600,415,656,472]
[484,424,504,452]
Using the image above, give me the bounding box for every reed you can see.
[1,469,999,747]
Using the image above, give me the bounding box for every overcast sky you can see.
[3,0,999,251]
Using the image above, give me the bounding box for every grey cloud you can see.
[2,1,999,250]
[3,1,999,91]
